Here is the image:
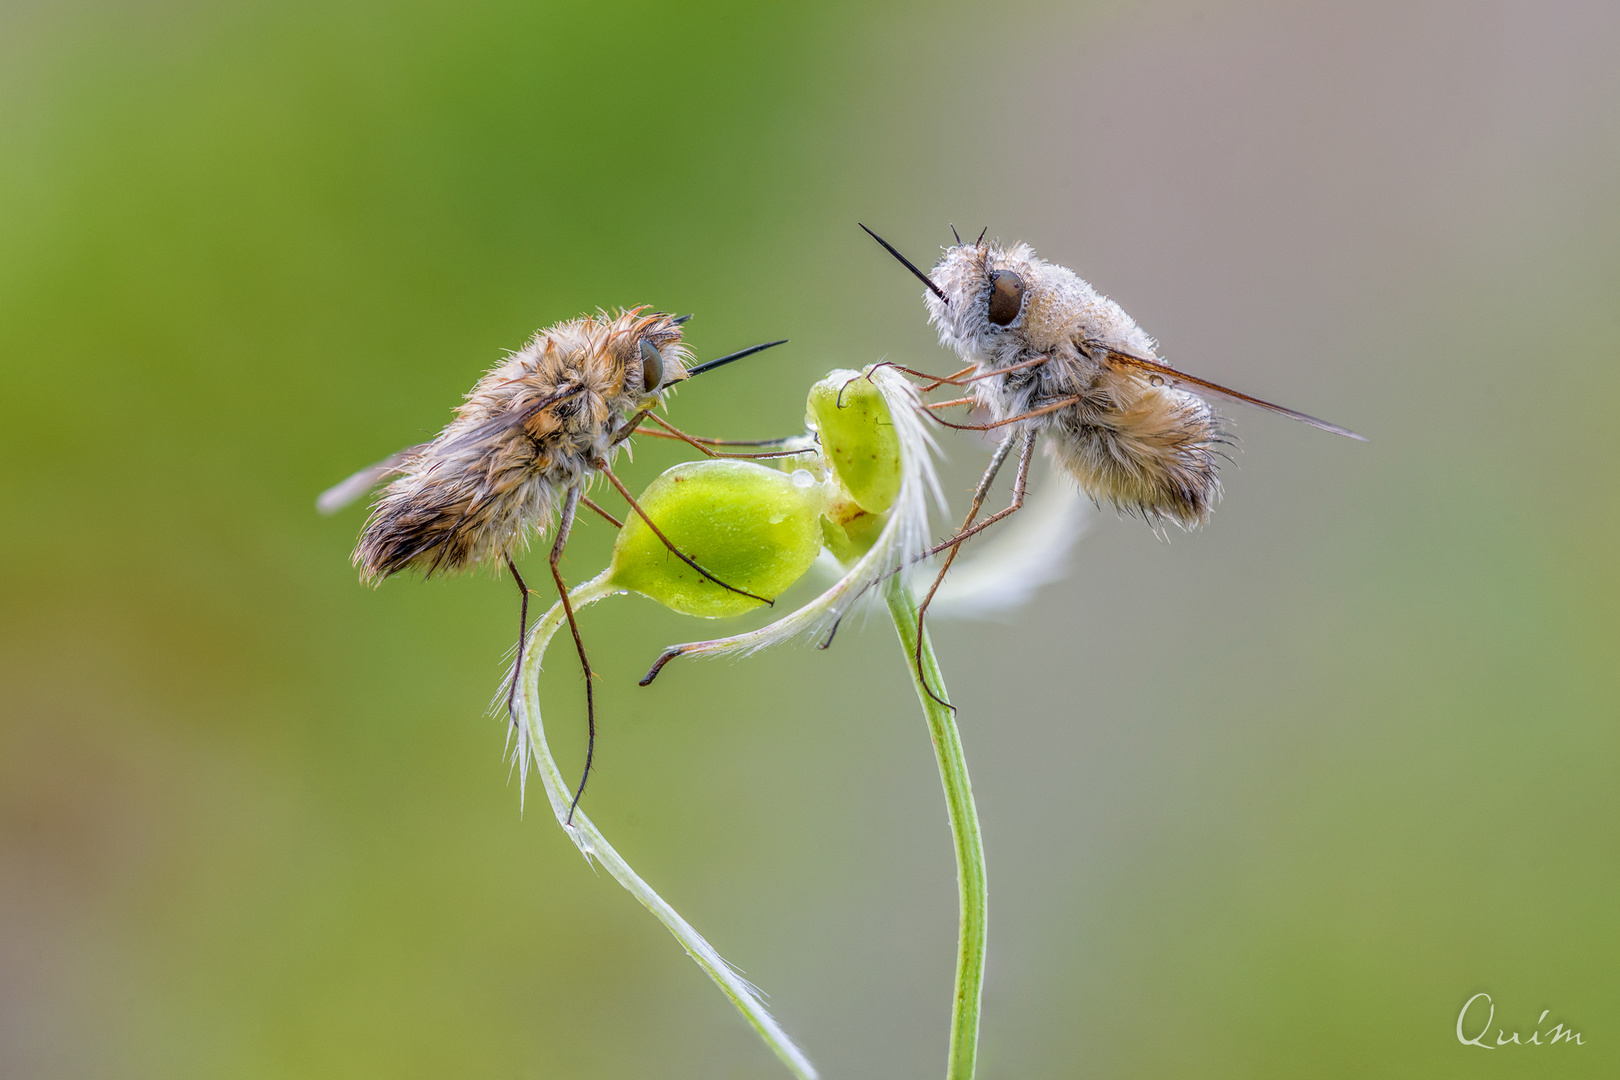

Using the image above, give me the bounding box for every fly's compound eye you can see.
[986,270,1026,327]
[639,339,665,392]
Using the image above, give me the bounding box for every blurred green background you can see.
[3,0,1617,1076]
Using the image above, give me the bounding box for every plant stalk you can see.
[514,570,818,1080]
[884,574,987,1080]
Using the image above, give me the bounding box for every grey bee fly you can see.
[861,225,1362,699]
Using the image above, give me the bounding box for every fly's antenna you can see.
[975,227,988,248]
[859,223,949,305]
[950,223,962,244]
[685,339,788,378]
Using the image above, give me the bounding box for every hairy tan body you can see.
[322,306,786,817]
[925,240,1224,529]
[861,224,1360,701]
[356,309,689,579]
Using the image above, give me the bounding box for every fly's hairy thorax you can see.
[969,338,1101,426]
[930,242,1153,428]
[461,325,635,486]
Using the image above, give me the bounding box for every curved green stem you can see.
[884,574,987,1080]
[514,570,817,1080]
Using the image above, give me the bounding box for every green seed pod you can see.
[609,460,826,618]
[819,492,887,564]
[807,371,902,515]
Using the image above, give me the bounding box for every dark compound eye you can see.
[986,270,1026,326]
[639,339,665,392]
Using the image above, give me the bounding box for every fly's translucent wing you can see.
[437,386,586,456]
[316,444,426,515]
[321,387,590,514]
[1089,342,1367,441]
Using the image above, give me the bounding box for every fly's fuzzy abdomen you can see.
[355,449,556,581]
[1045,382,1224,530]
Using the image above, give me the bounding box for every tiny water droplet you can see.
[1149,374,1164,387]
[791,469,815,489]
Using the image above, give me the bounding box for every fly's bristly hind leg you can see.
[546,487,596,825]
[924,428,1037,557]
[504,554,532,722]
[914,429,1038,706]
[910,431,1016,708]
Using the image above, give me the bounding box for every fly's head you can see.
[861,226,1081,370]
[925,239,1052,366]
[607,310,693,413]
[933,238,1095,369]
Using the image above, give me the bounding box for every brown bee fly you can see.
[320,307,789,814]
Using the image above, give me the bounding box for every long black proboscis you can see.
[685,338,788,378]
[859,223,949,304]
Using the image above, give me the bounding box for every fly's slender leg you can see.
[816,429,1039,671]
[609,408,653,448]
[914,358,1053,407]
[580,494,623,530]
[815,426,1040,683]
[816,614,846,651]
[924,395,1082,432]
[546,488,597,825]
[812,408,1031,655]
[643,414,806,460]
[922,429,1037,556]
[836,361,980,409]
[815,431,1026,689]
[916,364,980,391]
[637,427,800,453]
[641,427,804,448]
[862,355,1047,395]
[592,458,773,607]
[504,554,532,722]
[912,429,1037,702]
[951,355,1050,386]
[850,361,976,391]
[909,431,1023,706]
